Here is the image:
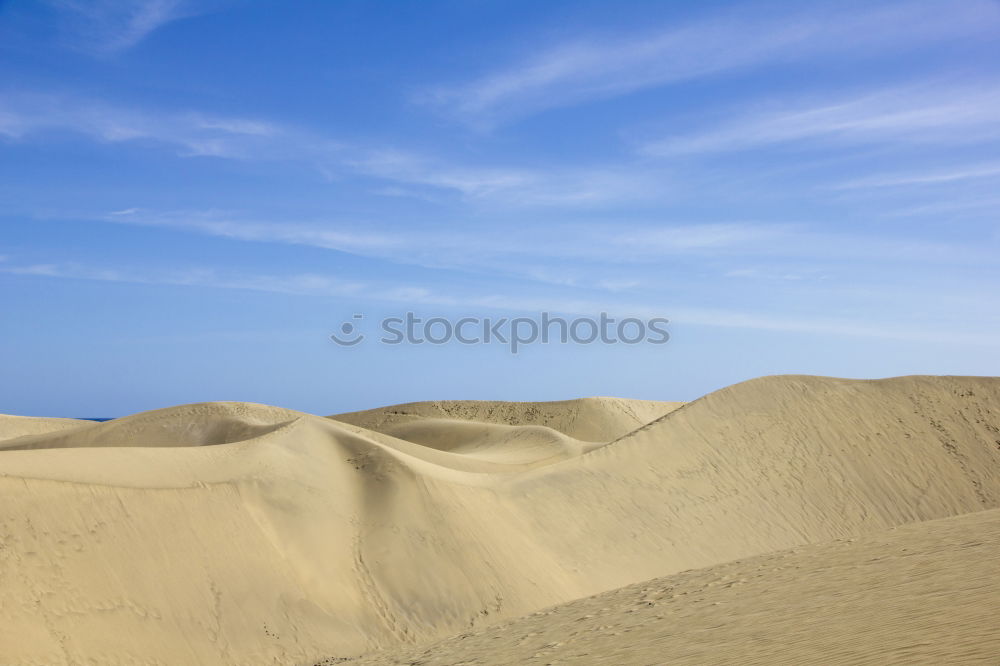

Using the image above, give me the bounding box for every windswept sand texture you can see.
[353,508,1000,665]
[1,376,998,665]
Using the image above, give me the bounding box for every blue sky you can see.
[1,0,999,416]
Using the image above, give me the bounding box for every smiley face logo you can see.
[330,314,365,346]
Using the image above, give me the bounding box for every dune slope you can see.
[0,414,94,442]
[350,507,1000,665]
[0,375,998,665]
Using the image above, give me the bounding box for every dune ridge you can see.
[1,375,998,665]
[0,414,94,442]
[331,395,684,442]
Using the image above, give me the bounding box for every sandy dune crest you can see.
[0,414,93,441]
[1,375,998,665]
[332,396,684,442]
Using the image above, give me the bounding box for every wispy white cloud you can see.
[834,162,1000,189]
[45,0,197,54]
[420,0,1000,126]
[349,149,664,205]
[883,196,1000,219]
[0,91,333,161]
[724,267,825,281]
[95,210,786,266]
[350,150,532,198]
[643,83,1000,155]
[611,224,784,253]
[4,256,997,346]
[666,306,998,346]
[105,209,404,255]
[0,261,367,297]
[98,209,998,279]
[5,79,997,225]
[0,91,665,206]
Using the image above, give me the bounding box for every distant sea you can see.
[78,418,115,422]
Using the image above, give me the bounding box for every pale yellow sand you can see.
[0,414,93,441]
[332,396,684,442]
[352,507,1000,665]
[0,376,998,665]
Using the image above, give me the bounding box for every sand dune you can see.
[353,507,1000,665]
[0,414,93,442]
[0,402,304,451]
[1,375,998,664]
[331,396,684,442]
